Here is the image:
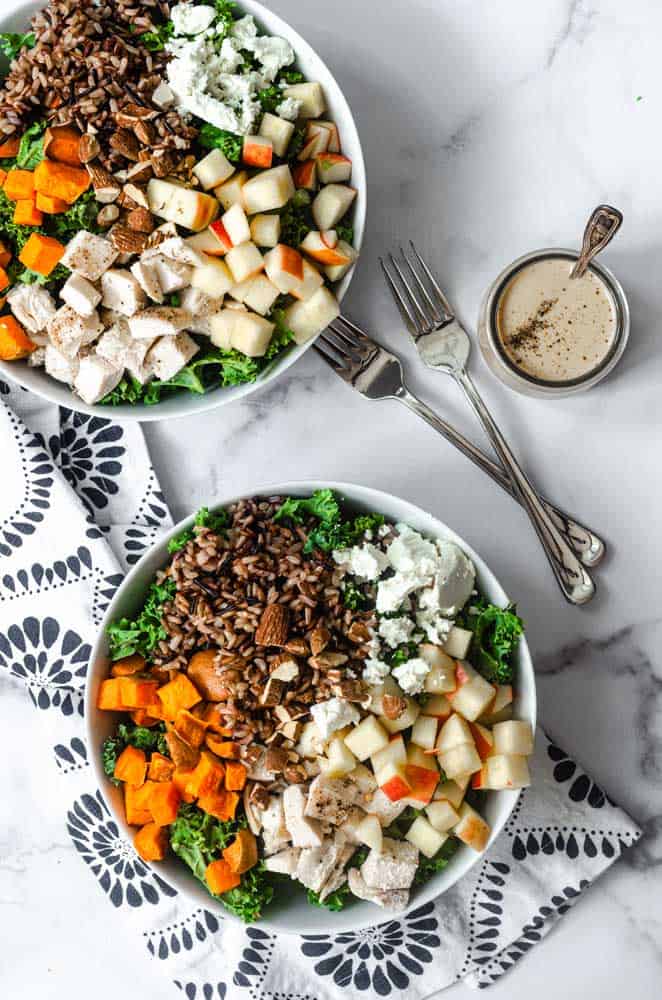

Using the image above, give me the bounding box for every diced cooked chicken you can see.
[95,325,153,384]
[130,259,164,303]
[263,848,300,875]
[143,235,206,268]
[27,347,46,368]
[73,354,123,404]
[318,842,356,901]
[368,788,412,827]
[7,285,57,334]
[145,332,199,381]
[283,784,323,848]
[61,231,118,281]
[304,774,361,827]
[128,306,192,339]
[261,794,291,855]
[178,286,226,335]
[47,305,103,358]
[150,254,192,294]
[100,269,147,317]
[347,868,409,912]
[60,272,102,318]
[44,344,79,383]
[360,838,418,891]
[295,838,345,893]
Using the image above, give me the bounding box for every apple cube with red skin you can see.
[230,311,274,358]
[355,813,383,853]
[315,120,340,152]
[377,759,412,802]
[436,713,473,753]
[292,160,317,191]
[471,765,489,790]
[258,112,295,157]
[426,799,460,832]
[344,715,389,761]
[485,754,531,790]
[249,214,280,248]
[283,81,326,119]
[410,714,438,750]
[421,694,452,720]
[300,229,352,267]
[448,662,496,722]
[469,722,495,760]
[225,242,264,284]
[243,275,280,316]
[193,148,235,190]
[438,742,482,780]
[454,802,491,852]
[405,764,439,805]
[191,257,233,298]
[185,230,227,257]
[371,733,406,774]
[406,815,448,858]
[492,720,533,756]
[312,183,357,231]
[222,203,251,247]
[444,626,473,660]
[264,243,305,294]
[214,170,248,210]
[290,259,324,302]
[316,153,352,184]
[407,742,438,772]
[243,134,273,169]
[433,779,466,810]
[324,240,357,282]
[282,285,340,344]
[298,122,331,160]
[242,165,295,214]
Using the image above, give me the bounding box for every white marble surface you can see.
[3,0,662,997]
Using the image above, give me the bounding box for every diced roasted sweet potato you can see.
[186,751,225,799]
[96,677,126,711]
[118,677,160,709]
[0,316,36,361]
[148,752,176,783]
[14,199,43,226]
[130,709,160,727]
[198,789,239,822]
[111,654,147,678]
[224,761,247,791]
[18,233,65,276]
[205,735,241,759]
[206,858,241,895]
[34,159,90,203]
[223,828,258,874]
[165,730,200,771]
[147,781,181,826]
[174,708,207,749]
[157,673,202,719]
[114,745,147,786]
[3,169,34,201]
[172,767,196,804]
[44,125,82,166]
[124,782,154,826]
[134,822,169,861]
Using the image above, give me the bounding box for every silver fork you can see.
[315,316,598,605]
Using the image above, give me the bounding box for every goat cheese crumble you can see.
[392,657,431,695]
[310,697,360,740]
[333,542,389,582]
[362,657,391,685]
[378,615,416,649]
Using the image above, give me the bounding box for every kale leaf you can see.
[307,883,350,911]
[387,642,420,668]
[0,32,36,60]
[413,837,458,885]
[279,69,304,85]
[343,581,369,610]
[102,721,168,785]
[15,120,46,169]
[257,85,282,114]
[274,487,340,525]
[278,189,312,247]
[457,598,523,684]
[100,374,145,406]
[274,490,386,555]
[286,125,306,163]
[167,505,231,553]
[139,21,175,51]
[335,216,354,245]
[198,123,243,163]
[213,0,237,35]
[265,309,295,359]
[50,189,102,239]
[107,578,177,661]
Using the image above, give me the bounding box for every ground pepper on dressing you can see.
[496,256,618,383]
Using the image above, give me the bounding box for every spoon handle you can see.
[570,205,623,279]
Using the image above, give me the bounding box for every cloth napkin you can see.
[0,378,641,999]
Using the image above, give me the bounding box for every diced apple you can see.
[406,815,448,858]
[191,257,233,298]
[471,765,489,790]
[316,153,352,184]
[296,720,324,759]
[377,760,412,802]
[481,685,514,721]
[209,219,232,253]
[469,722,495,760]
[438,743,482,780]
[290,259,324,302]
[193,148,235,190]
[421,694,452,719]
[405,764,439,805]
[454,802,491,852]
[455,772,471,793]
[242,165,295,214]
[250,213,280,248]
[228,278,255,304]
[312,183,357,230]
[380,696,421,734]
[448,664,496,722]
[282,285,340,344]
[264,243,305,294]
[324,240,357,281]
[444,626,473,660]
[300,229,351,267]
[426,799,460,832]
[492,721,534,756]
[316,120,340,152]
[243,134,273,169]
[433,779,466,810]
[185,229,226,257]
[323,736,357,777]
[344,716,389,761]
[298,122,331,160]
[243,274,280,316]
[371,734,406,774]
[420,645,457,691]
[283,81,326,118]
[292,160,317,191]
[351,762,378,795]
[221,203,250,247]
[225,241,264,284]
[436,713,473,752]
[209,308,241,350]
[486,754,531,790]
[410,715,438,750]
[355,814,383,853]
[215,170,248,210]
[147,179,219,231]
[407,743,438,771]
[259,112,295,157]
[481,704,514,726]
[230,311,274,358]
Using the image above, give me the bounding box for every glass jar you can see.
[478,248,630,398]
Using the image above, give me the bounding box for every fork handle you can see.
[396,387,605,570]
[450,370,595,605]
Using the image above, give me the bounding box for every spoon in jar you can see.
[570,204,623,279]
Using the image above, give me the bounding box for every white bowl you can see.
[0,1,366,421]
[86,480,537,935]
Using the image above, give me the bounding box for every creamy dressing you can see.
[496,256,618,383]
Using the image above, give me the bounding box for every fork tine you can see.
[333,313,374,346]
[314,337,353,380]
[401,243,445,323]
[328,318,373,360]
[380,256,421,332]
[408,240,455,319]
[386,253,433,334]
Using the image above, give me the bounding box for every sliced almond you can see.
[259,676,286,706]
[333,679,367,703]
[86,163,121,204]
[109,225,150,254]
[270,655,299,683]
[78,133,100,164]
[310,625,331,655]
[126,207,155,233]
[255,604,290,647]
[123,183,150,209]
[382,693,408,720]
[115,103,158,127]
[134,119,157,145]
[284,638,310,657]
[308,651,349,670]
[127,160,154,184]
[109,128,140,161]
[97,204,119,228]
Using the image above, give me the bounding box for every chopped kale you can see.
[167,505,231,553]
[456,598,523,684]
[343,581,369,610]
[274,490,386,555]
[0,32,36,60]
[257,85,282,114]
[106,578,176,661]
[279,69,304,85]
[335,216,354,245]
[278,190,312,247]
[15,120,46,169]
[307,883,350,911]
[286,125,306,163]
[198,123,243,163]
[413,837,458,885]
[139,20,175,51]
[102,721,168,785]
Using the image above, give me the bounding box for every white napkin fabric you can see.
[0,380,642,999]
